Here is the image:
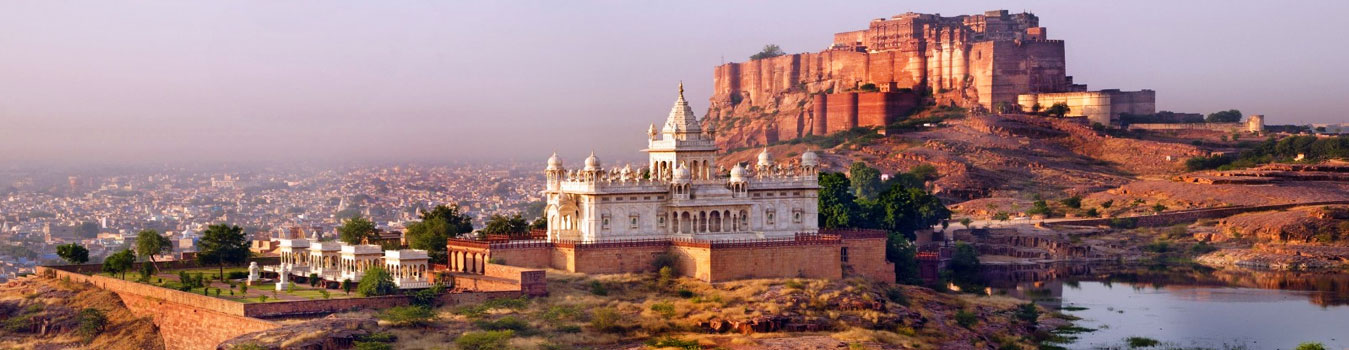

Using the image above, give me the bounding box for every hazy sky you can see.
[2,1,1346,166]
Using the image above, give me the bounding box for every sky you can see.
[2,1,1346,166]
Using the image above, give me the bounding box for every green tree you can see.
[528,217,547,231]
[76,308,107,339]
[959,218,973,229]
[406,204,474,264]
[1205,109,1242,123]
[817,172,859,229]
[197,223,251,280]
[480,213,529,236]
[357,267,397,297]
[102,249,135,279]
[134,229,173,274]
[56,243,89,265]
[1045,102,1070,118]
[338,214,377,245]
[1060,196,1082,209]
[749,44,785,60]
[848,162,883,200]
[341,279,354,295]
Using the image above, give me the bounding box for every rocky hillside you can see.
[718,111,1204,201]
[0,276,163,350]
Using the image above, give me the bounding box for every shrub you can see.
[473,316,531,333]
[1125,336,1160,348]
[1190,242,1218,254]
[407,283,446,307]
[587,280,608,296]
[646,336,701,350]
[1013,303,1038,324]
[455,330,513,350]
[1101,200,1114,209]
[378,305,437,327]
[589,307,626,333]
[227,271,249,280]
[651,253,677,271]
[885,287,909,306]
[357,267,397,297]
[784,279,805,289]
[1060,196,1082,209]
[954,310,978,328]
[1294,343,1328,350]
[1085,208,1100,217]
[1108,218,1138,229]
[676,289,695,298]
[353,341,393,350]
[658,266,676,287]
[1142,241,1171,253]
[76,308,107,338]
[650,302,676,319]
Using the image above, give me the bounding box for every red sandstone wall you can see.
[811,94,828,135]
[842,237,894,283]
[826,92,858,133]
[487,246,551,268]
[571,245,669,274]
[39,267,278,350]
[856,92,918,127]
[707,245,843,282]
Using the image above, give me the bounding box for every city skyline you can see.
[3,1,1347,165]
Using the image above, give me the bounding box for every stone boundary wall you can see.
[37,266,278,350]
[1128,122,1243,132]
[1048,200,1349,228]
[707,243,843,281]
[46,257,280,275]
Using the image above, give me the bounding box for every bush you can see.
[407,283,446,307]
[1013,303,1038,324]
[379,305,436,327]
[357,267,397,297]
[1125,336,1160,348]
[455,330,513,350]
[954,310,978,328]
[587,280,608,296]
[1085,208,1100,217]
[473,316,531,333]
[676,289,695,298]
[885,287,909,306]
[657,266,676,288]
[651,253,677,271]
[1060,196,1082,209]
[589,307,626,333]
[646,336,701,350]
[1142,241,1171,253]
[227,271,249,280]
[1108,218,1138,229]
[1190,242,1218,254]
[1294,343,1328,350]
[650,302,676,319]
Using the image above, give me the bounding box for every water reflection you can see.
[986,263,1349,307]
[988,263,1349,349]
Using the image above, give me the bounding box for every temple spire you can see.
[678,81,685,101]
[663,81,700,136]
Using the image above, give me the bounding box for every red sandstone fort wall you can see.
[707,244,843,282]
[825,92,859,133]
[571,244,669,274]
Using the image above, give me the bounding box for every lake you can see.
[990,264,1349,349]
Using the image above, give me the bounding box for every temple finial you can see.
[678,81,685,99]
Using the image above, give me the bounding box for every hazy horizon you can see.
[3,1,1347,166]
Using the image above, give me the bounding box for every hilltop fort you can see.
[706,10,1155,149]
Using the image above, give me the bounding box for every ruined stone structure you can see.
[1017,89,1156,125]
[705,9,1153,149]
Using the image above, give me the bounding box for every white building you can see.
[543,83,821,242]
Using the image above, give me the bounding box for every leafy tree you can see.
[406,204,474,264]
[339,214,377,245]
[1026,200,1052,217]
[749,44,785,60]
[342,279,354,295]
[817,172,859,229]
[849,162,883,200]
[56,243,89,265]
[480,213,529,236]
[358,267,397,297]
[134,229,173,273]
[1060,196,1082,209]
[1045,102,1070,118]
[948,242,983,291]
[959,218,973,229]
[102,249,135,279]
[528,217,547,231]
[1205,109,1242,123]
[197,223,251,280]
